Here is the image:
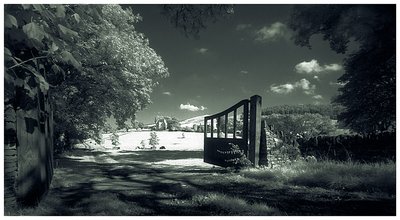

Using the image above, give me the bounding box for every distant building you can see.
[155,118,168,131]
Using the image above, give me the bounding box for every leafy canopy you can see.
[5,4,169,150]
[289,5,395,134]
[263,113,337,140]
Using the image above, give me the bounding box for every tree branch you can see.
[7,56,48,69]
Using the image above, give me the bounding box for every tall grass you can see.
[241,160,396,195]
[190,192,281,215]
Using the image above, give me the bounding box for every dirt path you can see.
[44,149,227,215]
[19,149,395,216]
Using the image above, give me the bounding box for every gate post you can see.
[259,120,268,166]
[249,95,262,166]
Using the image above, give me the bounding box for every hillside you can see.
[179,115,209,128]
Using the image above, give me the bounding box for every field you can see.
[8,131,396,216]
[80,131,204,151]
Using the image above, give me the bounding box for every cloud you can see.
[324,63,342,71]
[162,91,171,96]
[196,48,208,54]
[240,70,249,74]
[179,103,207,112]
[295,78,316,95]
[295,59,342,74]
[270,83,295,94]
[313,75,319,80]
[312,95,323,100]
[255,22,288,42]
[236,23,252,31]
[270,78,316,95]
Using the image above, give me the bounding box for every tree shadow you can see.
[106,150,204,163]
[35,150,396,216]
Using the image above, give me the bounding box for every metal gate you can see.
[204,95,262,167]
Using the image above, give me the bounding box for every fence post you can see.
[249,95,262,166]
[259,120,268,166]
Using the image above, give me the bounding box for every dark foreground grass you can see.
[240,160,396,194]
[8,149,396,216]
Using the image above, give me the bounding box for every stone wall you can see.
[262,124,300,168]
[4,97,18,208]
[297,133,395,162]
[260,120,395,166]
[4,72,54,208]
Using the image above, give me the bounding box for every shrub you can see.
[218,143,252,170]
[140,140,146,149]
[148,132,159,149]
[110,131,119,146]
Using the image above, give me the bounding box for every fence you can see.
[203,95,267,167]
[5,72,54,207]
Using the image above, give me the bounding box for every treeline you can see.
[262,104,343,119]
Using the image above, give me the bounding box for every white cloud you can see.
[270,83,295,94]
[295,59,323,74]
[324,63,342,71]
[255,22,287,42]
[162,91,171,96]
[313,75,319,80]
[240,70,249,74]
[236,23,252,31]
[179,103,207,112]
[196,48,208,54]
[312,95,323,100]
[270,78,316,95]
[295,59,342,74]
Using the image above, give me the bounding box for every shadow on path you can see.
[35,149,395,216]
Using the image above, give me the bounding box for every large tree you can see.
[5,4,169,151]
[289,5,396,133]
[289,5,395,134]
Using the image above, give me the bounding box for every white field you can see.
[79,131,205,151]
[71,131,214,167]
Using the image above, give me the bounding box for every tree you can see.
[148,132,159,149]
[262,104,343,119]
[289,5,395,134]
[161,4,234,38]
[165,117,181,131]
[5,4,169,151]
[263,113,336,140]
[110,130,120,146]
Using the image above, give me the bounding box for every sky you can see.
[129,5,351,124]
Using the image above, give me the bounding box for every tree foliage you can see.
[289,5,395,134]
[5,4,169,151]
[262,104,343,119]
[165,117,181,131]
[161,4,234,38]
[263,113,337,140]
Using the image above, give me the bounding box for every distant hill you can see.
[179,115,209,128]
